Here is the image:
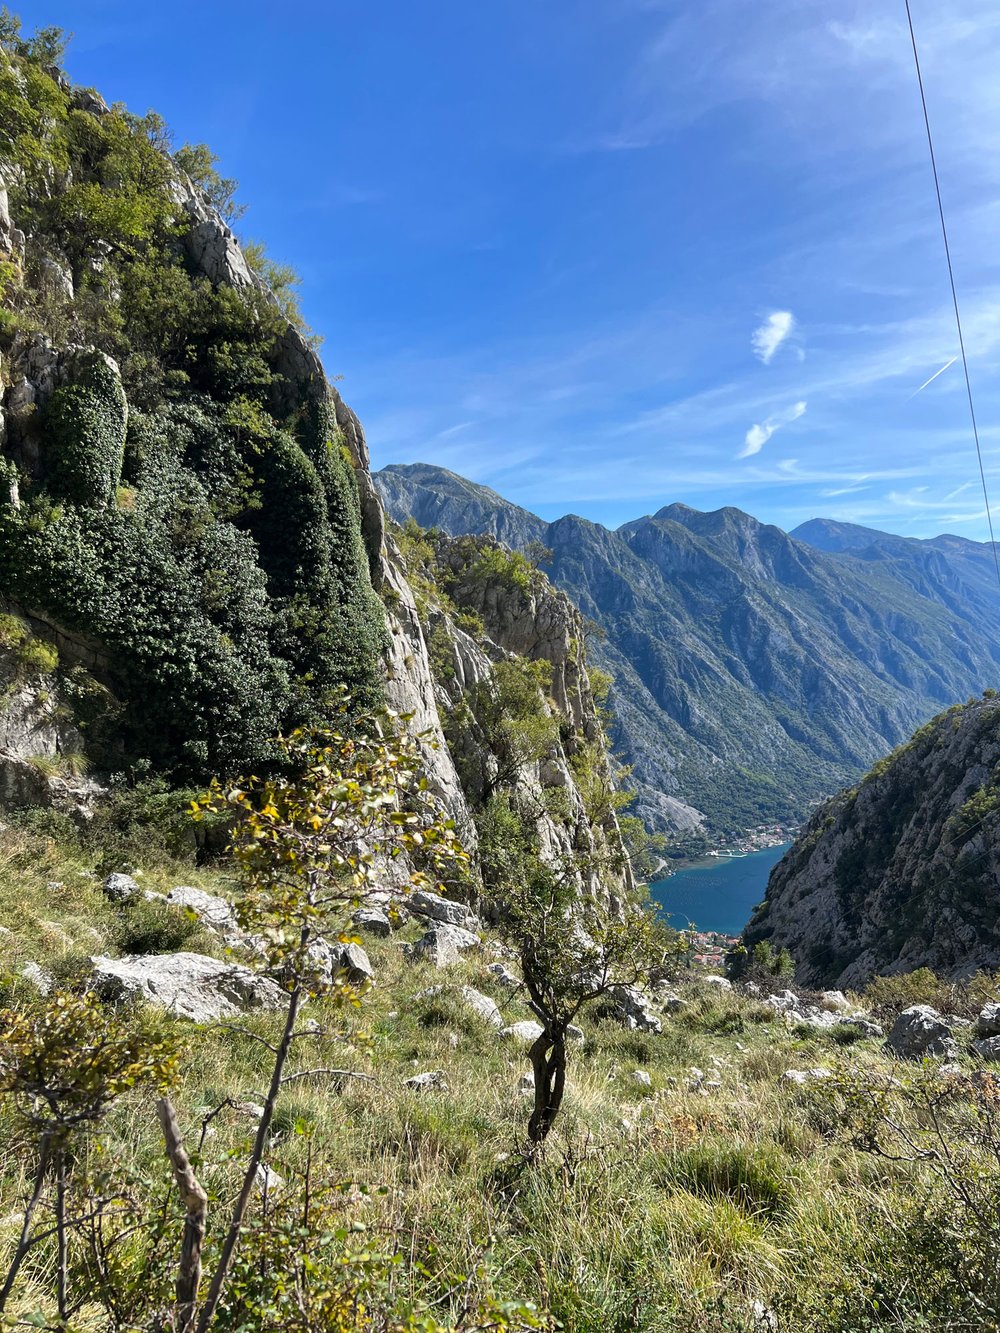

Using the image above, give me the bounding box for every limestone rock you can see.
[21,961,53,995]
[409,923,480,968]
[103,872,140,903]
[973,1036,1000,1062]
[408,889,478,932]
[782,1067,832,1086]
[630,1069,652,1088]
[89,952,285,1022]
[405,1070,448,1091]
[600,985,662,1034]
[166,885,245,947]
[501,1020,544,1044]
[419,984,503,1029]
[486,962,520,991]
[887,1005,958,1060]
[976,1002,1000,1038]
[353,907,392,939]
[701,975,732,991]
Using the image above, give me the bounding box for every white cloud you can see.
[738,400,807,458]
[752,310,796,364]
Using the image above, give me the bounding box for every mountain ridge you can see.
[376,462,1000,838]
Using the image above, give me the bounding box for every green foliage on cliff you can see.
[0,21,385,780]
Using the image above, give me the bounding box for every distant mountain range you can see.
[376,463,1000,838]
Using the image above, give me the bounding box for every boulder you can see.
[89,952,285,1023]
[601,985,662,1034]
[486,962,521,991]
[331,940,374,986]
[409,923,480,968]
[630,1069,652,1088]
[418,984,503,1029]
[166,886,245,947]
[501,1020,544,1044]
[701,975,732,991]
[21,961,53,995]
[976,1002,1000,1038]
[782,1067,832,1086]
[887,1005,958,1059]
[103,872,140,903]
[974,1036,1000,1063]
[404,1070,448,1091]
[408,889,479,932]
[819,990,852,1013]
[352,907,392,939]
[566,1023,585,1045]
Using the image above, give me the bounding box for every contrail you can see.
[907,355,958,400]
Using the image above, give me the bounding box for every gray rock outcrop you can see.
[887,1005,958,1060]
[89,952,285,1022]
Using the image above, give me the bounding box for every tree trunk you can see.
[55,1146,68,1322]
[195,980,303,1332]
[0,1133,52,1312]
[157,1097,208,1333]
[527,1029,567,1145]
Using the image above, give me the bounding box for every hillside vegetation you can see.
[746,690,1000,990]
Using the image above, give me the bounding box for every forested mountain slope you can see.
[745,692,1000,988]
[0,33,631,906]
[377,463,1000,838]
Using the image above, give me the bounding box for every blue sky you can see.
[18,0,1000,538]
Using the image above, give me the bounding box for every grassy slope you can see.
[0,820,993,1331]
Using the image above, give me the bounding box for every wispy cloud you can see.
[738,400,807,459]
[752,310,795,364]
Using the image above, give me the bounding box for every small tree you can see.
[499,858,655,1148]
[0,990,178,1321]
[189,709,468,1330]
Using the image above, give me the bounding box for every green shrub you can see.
[45,353,127,508]
[655,1141,796,1221]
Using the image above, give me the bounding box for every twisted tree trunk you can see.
[157,1097,207,1333]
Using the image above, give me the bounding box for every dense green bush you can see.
[45,352,127,506]
[0,29,387,781]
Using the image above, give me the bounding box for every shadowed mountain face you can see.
[376,464,1000,838]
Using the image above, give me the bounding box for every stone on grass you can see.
[702,974,732,990]
[404,1070,448,1091]
[408,889,479,932]
[601,985,662,1033]
[973,1035,1000,1063]
[166,886,245,946]
[103,872,139,903]
[21,961,53,995]
[819,990,852,1013]
[486,962,520,990]
[417,984,503,1029]
[517,1072,535,1096]
[782,1067,832,1086]
[630,1069,652,1088]
[89,951,285,1023]
[501,1020,544,1044]
[976,1002,1000,1038]
[409,923,480,968]
[566,1023,585,1045]
[887,1005,958,1059]
[352,907,392,939]
[331,940,374,986]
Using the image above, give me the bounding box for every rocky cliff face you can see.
[745,693,1000,988]
[0,44,631,903]
[378,463,1000,840]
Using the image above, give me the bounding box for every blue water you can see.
[649,843,791,935]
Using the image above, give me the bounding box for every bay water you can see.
[649,842,791,935]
